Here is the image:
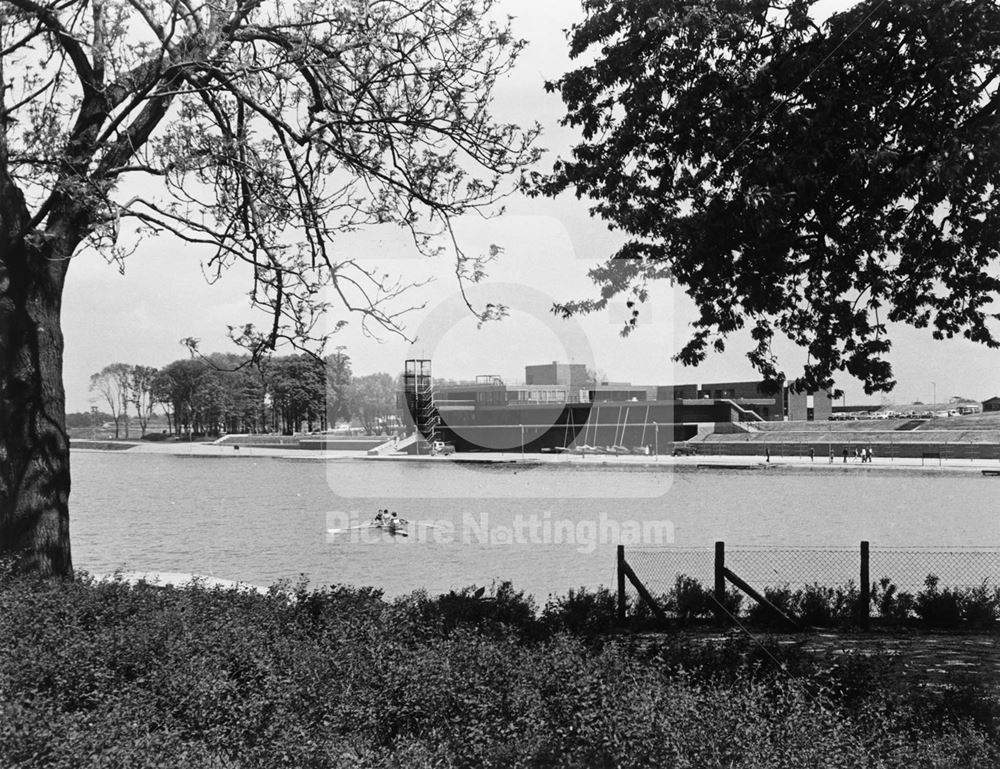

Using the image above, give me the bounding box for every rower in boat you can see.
[385,511,410,536]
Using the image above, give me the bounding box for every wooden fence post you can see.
[617,545,626,626]
[714,541,726,623]
[723,567,799,629]
[860,540,870,629]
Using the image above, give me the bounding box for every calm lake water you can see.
[70,451,1000,598]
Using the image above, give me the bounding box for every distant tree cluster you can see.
[89,350,401,439]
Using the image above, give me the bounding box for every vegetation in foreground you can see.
[635,573,1000,631]
[1,573,998,769]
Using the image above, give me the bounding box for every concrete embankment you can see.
[69,438,1000,476]
[697,438,1000,462]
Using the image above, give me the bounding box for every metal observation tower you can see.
[402,359,439,443]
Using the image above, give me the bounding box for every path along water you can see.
[70,448,1000,599]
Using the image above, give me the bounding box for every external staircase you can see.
[402,359,441,444]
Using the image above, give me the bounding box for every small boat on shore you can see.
[981,470,1000,477]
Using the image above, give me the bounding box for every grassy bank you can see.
[1,574,998,768]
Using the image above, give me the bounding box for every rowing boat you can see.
[374,520,408,536]
[327,517,409,537]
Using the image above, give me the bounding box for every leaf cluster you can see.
[542,0,1000,394]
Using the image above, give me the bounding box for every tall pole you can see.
[860,541,870,629]
[714,541,726,624]
[519,424,524,460]
[617,545,626,626]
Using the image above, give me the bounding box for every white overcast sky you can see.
[62,0,999,411]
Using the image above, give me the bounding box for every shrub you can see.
[961,582,1000,628]
[873,577,916,623]
[668,574,713,622]
[400,580,540,638]
[916,575,965,629]
[789,581,866,628]
[798,583,838,626]
[1,574,999,767]
[746,584,797,628]
[624,589,671,629]
[291,581,386,628]
[541,586,617,637]
[657,575,742,625]
[716,585,744,620]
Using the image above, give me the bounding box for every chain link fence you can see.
[621,543,1000,612]
[869,548,1000,592]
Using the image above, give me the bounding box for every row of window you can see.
[506,389,569,403]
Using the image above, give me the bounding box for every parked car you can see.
[431,441,456,456]
[672,444,698,456]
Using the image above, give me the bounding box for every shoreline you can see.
[71,439,1000,477]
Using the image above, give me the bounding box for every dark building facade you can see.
[787,389,833,421]
[400,360,836,453]
[524,361,589,387]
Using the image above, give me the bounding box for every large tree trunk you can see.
[0,239,73,578]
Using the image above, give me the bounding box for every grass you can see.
[1,571,999,768]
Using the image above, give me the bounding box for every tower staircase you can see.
[403,359,441,444]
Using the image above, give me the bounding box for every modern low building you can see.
[400,360,835,453]
[524,361,589,388]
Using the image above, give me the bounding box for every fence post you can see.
[860,540,870,630]
[617,545,626,626]
[714,541,726,623]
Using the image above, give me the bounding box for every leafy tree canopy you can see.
[541,0,1000,394]
[1,0,539,347]
[348,371,396,433]
[0,0,538,576]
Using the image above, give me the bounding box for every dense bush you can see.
[540,586,618,637]
[873,577,917,623]
[1,573,999,768]
[871,576,1000,627]
[746,584,797,628]
[962,582,1000,628]
[915,575,966,628]
[708,575,1000,629]
[395,581,540,639]
[740,582,865,629]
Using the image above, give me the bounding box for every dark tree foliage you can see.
[348,372,398,434]
[149,350,358,436]
[324,347,353,426]
[541,0,1000,393]
[268,355,328,434]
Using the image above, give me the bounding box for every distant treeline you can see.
[87,351,399,439]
